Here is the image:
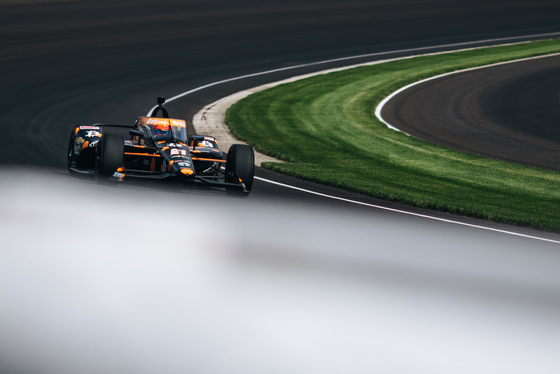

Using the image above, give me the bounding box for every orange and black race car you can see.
[67,97,254,195]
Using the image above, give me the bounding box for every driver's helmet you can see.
[200,140,215,148]
[153,122,170,135]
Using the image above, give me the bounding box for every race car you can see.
[67,97,254,195]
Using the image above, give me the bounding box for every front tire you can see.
[95,133,124,181]
[225,144,254,196]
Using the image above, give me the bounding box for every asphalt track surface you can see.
[3,1,560,373]
[2,0,560,236]
[381,54,560,171]
[2,0,560,171]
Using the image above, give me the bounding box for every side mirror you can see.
[129,129,143,137]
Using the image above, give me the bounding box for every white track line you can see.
[255,176,560,244]
[153,32,560,244]
[150,32,560,114]
[376,53,560,133]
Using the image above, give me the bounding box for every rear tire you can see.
[67,126,79,175]
[225,144,254,196]
[95,133,124,182]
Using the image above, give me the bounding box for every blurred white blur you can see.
[1,168,559,374]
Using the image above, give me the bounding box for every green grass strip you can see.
[226,40,560,231]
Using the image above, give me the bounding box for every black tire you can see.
[225,144,254,196]
[95,133,124,181]
[67,127,78,174]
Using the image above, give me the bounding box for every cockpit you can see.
[136,116,187,143]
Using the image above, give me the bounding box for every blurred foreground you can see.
[1,169,559,374]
